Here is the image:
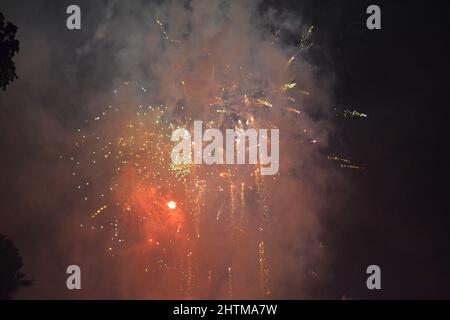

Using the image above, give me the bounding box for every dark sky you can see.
[296,0,450,299]
[1,0,450,299]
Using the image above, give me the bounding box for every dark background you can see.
[285,0,450,299]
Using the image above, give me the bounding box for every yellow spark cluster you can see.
[281,82,296,92]
[344,109,368,118]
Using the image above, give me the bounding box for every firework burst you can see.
[62,0,357,299]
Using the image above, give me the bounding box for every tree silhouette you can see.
[0,233,31,299]
[0,12,19,90]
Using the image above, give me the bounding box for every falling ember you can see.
[240,182,246,219]
[286,56,295,67]
[287,107,301,115]
[259,241,271,297]
[186,251,193,299]
[228,266,233,298]
[208,270,212,288]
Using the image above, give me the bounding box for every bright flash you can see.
[167,200,177,210]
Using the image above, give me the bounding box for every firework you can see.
[344,109,368,118]
[64,2,336,298]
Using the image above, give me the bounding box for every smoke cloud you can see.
[0,0,339,299]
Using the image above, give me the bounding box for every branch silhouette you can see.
[0,12,19,91]
[0,233,32,299]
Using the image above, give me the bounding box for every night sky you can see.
[1,0,450,299]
